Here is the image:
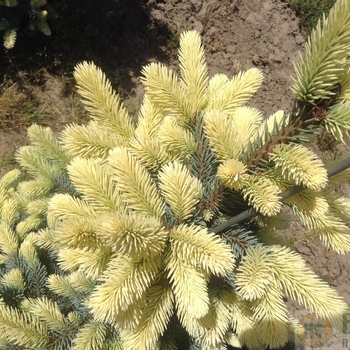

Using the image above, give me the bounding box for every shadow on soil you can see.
[0,0,172,94]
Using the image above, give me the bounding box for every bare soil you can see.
[1,0,349,348]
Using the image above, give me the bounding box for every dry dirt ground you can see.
[1,0,350,348]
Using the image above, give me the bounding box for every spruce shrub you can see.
[0,0,350,349]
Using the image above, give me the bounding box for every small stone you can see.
[297,245,312,256]
[272,52,283,63]
[197,2,208,21]
[295,34,304,45]
[264,66,271,74]
[192,20,203,34]
[252,54,260,65]
[245,13,256,24]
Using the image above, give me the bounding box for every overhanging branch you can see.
[211,156,350,234]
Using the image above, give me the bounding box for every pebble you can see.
[271,51,284,63]
[252,54,260,65]
[296,244,312,256]
[295,34,304,45]
[197,2,208,21]
[192,20,203,34]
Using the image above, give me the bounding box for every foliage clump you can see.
[0,0,122,50]
[0,0,51,49]
[289,0,337,33]
[1,0,350,349]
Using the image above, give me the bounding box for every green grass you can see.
[289,0,337,33]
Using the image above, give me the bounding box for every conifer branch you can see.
[291,0,350,103]
[245,102,319,171]
[74,62,134,141]
[212,156,350,234]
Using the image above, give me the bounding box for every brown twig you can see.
[245,102,318,171]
